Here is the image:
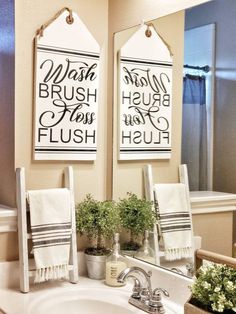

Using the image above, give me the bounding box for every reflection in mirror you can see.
[181,11,215,192]
[181,0,236,260]
[117,23,173,161]
[142,164,196,278]
[113,0,236,278]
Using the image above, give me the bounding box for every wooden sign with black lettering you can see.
[34,10,100,160]
[118,24,172,160]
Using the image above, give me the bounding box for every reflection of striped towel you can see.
[154,183,193,261]
[28,188,71,283]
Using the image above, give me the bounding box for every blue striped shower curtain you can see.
[181,74,208,191]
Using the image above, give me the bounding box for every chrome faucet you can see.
[117,266,169,314]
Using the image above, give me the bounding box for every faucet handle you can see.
[153,287,170,299]
[149,288,169,312]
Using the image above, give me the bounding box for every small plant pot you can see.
[184,301,210,314]
[85,254,107,280]
[184,297,213,314]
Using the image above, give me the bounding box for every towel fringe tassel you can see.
[34,264,69,283]
[164,247,193,261]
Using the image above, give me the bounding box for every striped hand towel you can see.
[28,188,71,283]
[154,183,193,261]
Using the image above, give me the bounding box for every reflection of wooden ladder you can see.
[143,164,194,265]
[16,166,78,293]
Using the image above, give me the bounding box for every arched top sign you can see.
[118,24,173,160]
[34,8,100,161]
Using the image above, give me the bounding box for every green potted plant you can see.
[185,263,236,313]
[76,194,120,280]
[117,192,156,255]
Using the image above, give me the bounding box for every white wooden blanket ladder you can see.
[16,166,78,293]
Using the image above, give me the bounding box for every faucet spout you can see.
[117,266,153,298]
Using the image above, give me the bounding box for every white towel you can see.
[154,183,193,261]
[28,188,71,283]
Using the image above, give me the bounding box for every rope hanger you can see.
[142,20,173,56]
[36,7,74,38]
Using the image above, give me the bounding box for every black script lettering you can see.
[148,72,170,94]
[126,105,169,132]
[123,67,149,87]
[39,99,95,128]
[122,66,170,94]
[123,111,145,126]
[40,58,98,84]
[123,106,158,127]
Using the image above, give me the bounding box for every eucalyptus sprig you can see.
[191,263,236,313]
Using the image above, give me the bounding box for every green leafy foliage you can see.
[191,263,236,313]
[76,194,120,251]
[117,192,155,242]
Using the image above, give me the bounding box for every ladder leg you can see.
[64,166,79,283]
[16,167,29,293]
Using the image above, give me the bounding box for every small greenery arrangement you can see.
[190,263,236,313]
[76,194,120,255]
[117,192,156,251]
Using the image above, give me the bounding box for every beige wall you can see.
[193,212,233,256]
[0,0,210,260]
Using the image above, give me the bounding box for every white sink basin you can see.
[0,255,191,314]
[28,284,179,314]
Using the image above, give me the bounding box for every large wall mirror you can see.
[113,0,236,278]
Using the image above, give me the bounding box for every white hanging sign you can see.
[34,9,100,160]
[118,24,173,160]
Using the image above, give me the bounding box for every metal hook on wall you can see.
[145,23,152,38]
[65,8,74,25]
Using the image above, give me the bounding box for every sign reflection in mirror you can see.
[34,10,100,160]
[118,24,173,160]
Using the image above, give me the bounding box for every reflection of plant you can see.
[76,194,120,255]
[191,263,236,313]
[117,192,155,249]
